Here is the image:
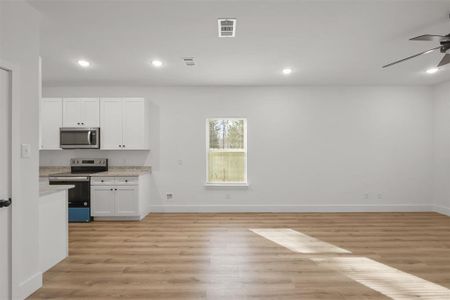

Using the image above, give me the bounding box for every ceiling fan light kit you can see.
[383,14,450,70]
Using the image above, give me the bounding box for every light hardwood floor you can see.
[29,212,450,299]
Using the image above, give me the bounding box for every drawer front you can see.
[115,177,138,185]
[91,177,116,185]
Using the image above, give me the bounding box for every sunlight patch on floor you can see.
[312,256,450,299]
[249,228,351,254]
[251,228,450,299]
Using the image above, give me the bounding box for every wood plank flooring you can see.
[29,212,450,299]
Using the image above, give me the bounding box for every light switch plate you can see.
[21,144,31,158]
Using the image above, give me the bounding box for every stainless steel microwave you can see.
[60,128,100,149]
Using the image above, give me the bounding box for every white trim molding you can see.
[150,204,434,213]
[433,205,450,217]
[0,60,25,300]
[16,272,42,300]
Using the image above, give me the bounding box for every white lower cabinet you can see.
[91,175,150,220]
[116,186,139,216]
[91,186,115,216]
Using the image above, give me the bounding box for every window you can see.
[206,118,247,185]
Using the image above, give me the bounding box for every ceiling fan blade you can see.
[438,54,450,67]
[410,34,450,42]
[383,46,441,68]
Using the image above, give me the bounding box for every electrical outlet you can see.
[166,193,174,200]
[177,160,183,166]
[225,194,231,199]
[21,144,31,158]
[364,193,369,200]
[377,193,383,199]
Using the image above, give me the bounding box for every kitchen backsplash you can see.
[39,150,151,166]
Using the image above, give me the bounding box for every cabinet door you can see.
[115,186,139,216]
[81,98,99,127]
[91,186,115,216]
[40,98,62,149]
[122,98,146,149]
[100,98,123,150]
[62,98,82,127]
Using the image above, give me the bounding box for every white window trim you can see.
[205,118,248,186]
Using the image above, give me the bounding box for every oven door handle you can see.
[49,177,90,182]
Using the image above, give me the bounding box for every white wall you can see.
[432,81,450,216]
[42,85,433,212]
[0,0,42,298]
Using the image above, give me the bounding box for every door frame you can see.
[0,59,21,299]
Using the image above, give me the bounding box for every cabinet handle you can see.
[115,188,118,191]
[123,145,126,148]
[110,188,113,191]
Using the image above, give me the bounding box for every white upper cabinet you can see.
[100,98,123,150]
[122,98,146,150]
[40,97,149,151]
[62,98,81,127]
[81,98,100,127]
[40,98,63,150]
[63,98,99,127]
[100,98,149,150]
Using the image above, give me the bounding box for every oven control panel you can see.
[70,158,108,167]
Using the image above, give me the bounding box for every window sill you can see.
[204,182,249,187]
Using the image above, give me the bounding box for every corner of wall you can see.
[431,80,450,217]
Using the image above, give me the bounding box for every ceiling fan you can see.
[383,22,450,68]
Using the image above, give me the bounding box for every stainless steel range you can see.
[49,159,108,222]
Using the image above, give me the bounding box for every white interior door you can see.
[0,68,12,300]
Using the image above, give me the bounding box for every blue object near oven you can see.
[69,207,91,222]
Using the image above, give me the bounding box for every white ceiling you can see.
[30,0,450,86]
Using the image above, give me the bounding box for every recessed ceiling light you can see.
[282,68,293,75]
[78,60,90,68]
[426,67,439,74]
[152,60,163,67]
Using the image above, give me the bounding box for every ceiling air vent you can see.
[218,18,236,37]
[183,57,196,66]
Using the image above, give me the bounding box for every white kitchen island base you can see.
[39,183,73,272]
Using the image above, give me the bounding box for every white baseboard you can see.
[433,205,450,216]
[149,204,433,213]
[14,272,42,300]
[94,216,142,221]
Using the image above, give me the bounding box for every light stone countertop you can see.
[90,167,151,177]
[39,166,151,177]
[39,166,70,177]
[39,182,75,197]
